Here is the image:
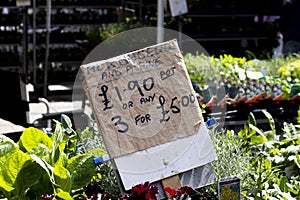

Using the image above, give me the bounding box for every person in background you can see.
[278,0,300,56]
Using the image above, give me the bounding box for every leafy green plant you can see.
[0,115,106,199]
[238,111,300,199]
[207,126,253,197]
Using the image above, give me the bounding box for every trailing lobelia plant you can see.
[0,114,106,200]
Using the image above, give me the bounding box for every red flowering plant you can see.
[120,182,159,200]
[164,186,197,200]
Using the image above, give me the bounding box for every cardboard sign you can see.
[80,39,202,158]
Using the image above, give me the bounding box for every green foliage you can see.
[208,127,253,195]
[81,121,121,199]
[183,53,300,99]
[203,109,300,199]
[0,115,106,199]
[237,111,300,199]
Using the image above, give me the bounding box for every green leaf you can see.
[86,148,107,157]
[29,172,53,197]
[296,137,300,145]
[0,135,17,157]
[54,187,73,200]
[296,154,300,169]
[278,176,289,193]
[263,130,275,141]
[273,183,295,200]
[53,158,71,192]
[18,127,52,152]
[30,154,55,184]
[248,112,257,126]
[262,159,272,169]
[262,110,276,137]
[251,135,268,144]
[52,120,63,148]
[67,154,96,190]
[0,135,17,170]
[51,121,67,164]
[249,124,268,143]
[28,144,52,162]
[61,114,73,133]
[13,160,43,198]
[0,150,31,192]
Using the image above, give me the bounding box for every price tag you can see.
[168,0,188,17]
[16,0,31,7]
[81,39,202,158]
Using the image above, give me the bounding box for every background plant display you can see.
[1,53,300,199]
[184,53,300,104]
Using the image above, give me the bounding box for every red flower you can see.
[164,185,196,198]
[164,186,176,198]
[121,182,158,200]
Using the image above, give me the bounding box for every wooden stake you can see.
[161,175,182,199]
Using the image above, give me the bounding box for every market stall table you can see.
[0,118,25,142]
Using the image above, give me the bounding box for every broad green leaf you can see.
[0,135,18,170]
[0,150,31,192]
[55,187,73,200]
[251,135,268,144]
[61,114,72,130]
[282,138,293,145]
[13,160,43,198]
[67,154,96,190]
[27,144,51,161]
[30,154,55,184]
[18,127,52,152]
[53,158,71,192]
[0,135,17,157]
[86,148,107,157]
[262,159,271,169]
[249,124,268,143]
[264,130,275,141]
[29,172,53,197]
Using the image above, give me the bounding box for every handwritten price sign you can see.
[81,39,202,158]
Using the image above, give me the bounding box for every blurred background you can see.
[0,0,288,135]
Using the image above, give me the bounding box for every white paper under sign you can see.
[80,39,202,158]
[115,122,216,190]
[169,0,188,17]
